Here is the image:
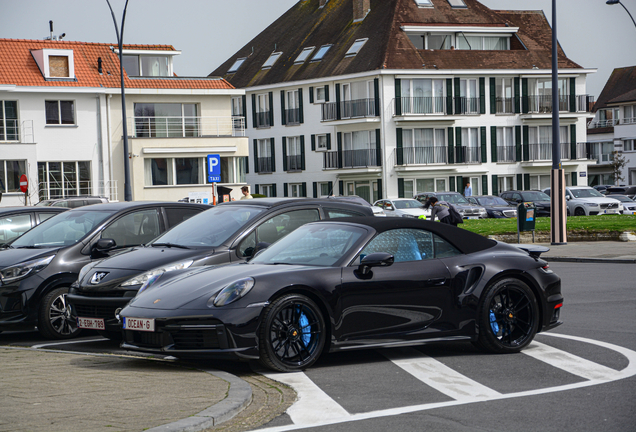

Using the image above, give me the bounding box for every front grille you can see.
[125,330,165,348]
[74,304,118,320]
[503,210,517,217]
[463,209,480,215]
[76,290,128,298]
[600,203,618,209]
[171,330,220,350]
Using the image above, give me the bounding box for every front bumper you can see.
[67,288,137,332]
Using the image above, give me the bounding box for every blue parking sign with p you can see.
[207,154,221,183]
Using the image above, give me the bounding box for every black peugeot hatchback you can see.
[0,201,209,339]
[67,198,374,340]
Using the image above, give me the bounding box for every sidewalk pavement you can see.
[0,241,632,432]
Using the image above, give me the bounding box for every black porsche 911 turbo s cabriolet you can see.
[119,217,563,372]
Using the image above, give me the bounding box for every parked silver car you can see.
[373,198,430,218]
[542,186,622,216]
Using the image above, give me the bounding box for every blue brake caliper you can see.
[298,307,311,346]
[489,311,499,334]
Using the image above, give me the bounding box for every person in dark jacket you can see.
[427,197,458,226]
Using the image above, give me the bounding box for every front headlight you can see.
[401,214,417,218]
[584,202,598,207]
[492,211,503,216]
[122,260,194,287]
[210,277,255,307]
[0,255,55,283]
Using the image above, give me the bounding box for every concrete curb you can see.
[145,369,252,432]
[544,257,636,264]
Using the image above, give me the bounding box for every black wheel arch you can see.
[29,273,79,309]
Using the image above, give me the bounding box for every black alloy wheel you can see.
[37,287,82,339]
[259,294,326,372]
[574,207,586,216]
[476,278,539,354]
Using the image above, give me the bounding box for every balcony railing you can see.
[130,116,245,138]
[36,180,119,202]
[524,143,573,161]
[497,146,516,162]
[0,119,34,143]
[286,155,303,171]
[585,142,614,164]
[495,97,514,114]
[321,98,376,121]
[456,97,480,115]
[525,95,594,114]
[324,149,380,169]
[455,146,481,164]
[257,157,273,173]
[588,119,619,128]
[395,97,447,116]
[395,146,447,165]
[285,108,301,125]
[255,111,272,129]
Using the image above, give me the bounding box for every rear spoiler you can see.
[513,244,550,259]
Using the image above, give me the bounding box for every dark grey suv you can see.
[0,202,209,339]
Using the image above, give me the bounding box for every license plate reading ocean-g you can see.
[123,317,155,332]
[77,317,105,330]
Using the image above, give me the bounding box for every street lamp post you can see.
[606,0,636,29]
[106,0,133,202]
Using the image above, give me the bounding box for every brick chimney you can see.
[353,0,370,22]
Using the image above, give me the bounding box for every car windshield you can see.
[393,200,423,209]
[570,188,605,198]
[476,196,509,206]
[149,205,264,248]
[520,192,550,201]
[10,210,115,248]
[436,194,469,204]
[251,223,366,267]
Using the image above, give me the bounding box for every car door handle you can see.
[427,278,447,286]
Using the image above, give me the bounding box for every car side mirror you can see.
[358,252,394,275]
[565,195,571,200]
[247,242,271,261]
[94,238,116,251]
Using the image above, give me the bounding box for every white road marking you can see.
[256,333,636,431]
[382,347,501,401]
[259,370,350,425]
[32,337,108,349]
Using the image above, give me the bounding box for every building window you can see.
[319,182,331,197]
[37,161,91,199]
[312,45,332,62]
[316,134,328,151]
[121,55,169,77]
[529,78,568,112]
[528,126,567,160]
[286,89,301,124]
[0,160,27,193]
[456,34,508,50]
[49,56,69,77]
[257,138,273,173]
[459,79,479,114]
[231,97,243,116]
[286,136,303,171]
[427,34,452,50]
[262,52,282,69]
[341,80,376,118]
[447,0,467,7]
[219,157,247,184]
[402,128,446,164]
[415,178,447,194]
[256,93,271,128]
[461,127,480,163]
[133,103,198,138]
[315,87,326,103]
[289,183,304,197]
[624,105,635,124]
[415,0,433,7]
[498,176,515,193]
[227,58,246,74]
[260,184,274,197]
[529,175,551,190]
[0,101,19,141]
[345,39,368,57]
[400,79,445,114]
[496,126,515,162]
[144,158,204,186]
[295,47,315,64]
[624,139,634,152]
[496,78,514,114]
[45,101,75,125]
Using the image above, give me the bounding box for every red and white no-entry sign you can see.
[19,174,28,193]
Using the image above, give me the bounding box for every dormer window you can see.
[122,55,170,77]
[346,38,368,57]
[295,47,315,64]
[228,58,246,74]
[31,49,75,80]
[414,0,433,7]
[312,45,332,62]
[262,52,282,69]
[447,0,467,8]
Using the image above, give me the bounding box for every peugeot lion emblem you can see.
[90,272,109,285]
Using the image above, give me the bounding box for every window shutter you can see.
[447,127,455,164]
[251,94,257,128]
[396,128,403,165]
[524,173,530,190]
[569,77,576,113]
[253,139,259,173]
[398,178,405,198]
[280,90,286,126]
[300,135,306,170]
[338,180,343,195]
[375,129,381,167]
[571,172,577,186]
[446,78,453,115]
[328,181,333,196]
[245,156,249,174]
[268,92,274,126]
[377,179,382,200]
[481,126,487,163]
[455,127,462,163]
[324,85,329,102]
[490,77,496,114]
[521,78,528,113]
[479,77,486,114]
[298,88,304,123]
[491,175,499,196]
[270,137,276,172]
[516,173,523,191]
[457,176,464,194]
[454,77,461,114]
[309,86,314,103]
[395,78,402,116]
[449,176,456,192]
[311,134,316,151]
[522,126,529,161]
[337,132,343,168]
[515,125,522,162]
[491,126,498,163]
[272,183,277,197]
[282,137,288,171]
[313,182,318,198]
[374,78,380,117]
[335,84,341,119]
[482,175,488,195]
[570,124,577,160]
[514,77,521,114]
[326,133,332,150]
[284,183,288,197]
[302,182,307,197]
[242,95,247,120]
[255,184,260,194]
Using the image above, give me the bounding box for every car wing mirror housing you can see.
[358,252,394,275]
[94,238,116,251]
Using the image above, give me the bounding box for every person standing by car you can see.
[464,182,472,197]
[427,197,458,226]
[240,186,253,200]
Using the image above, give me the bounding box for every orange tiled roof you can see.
[0,38,234,90]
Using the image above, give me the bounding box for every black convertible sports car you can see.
[120,218,563,372]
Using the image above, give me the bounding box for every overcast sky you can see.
[1,0,635,97]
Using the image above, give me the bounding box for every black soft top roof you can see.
[318,216,497,255]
